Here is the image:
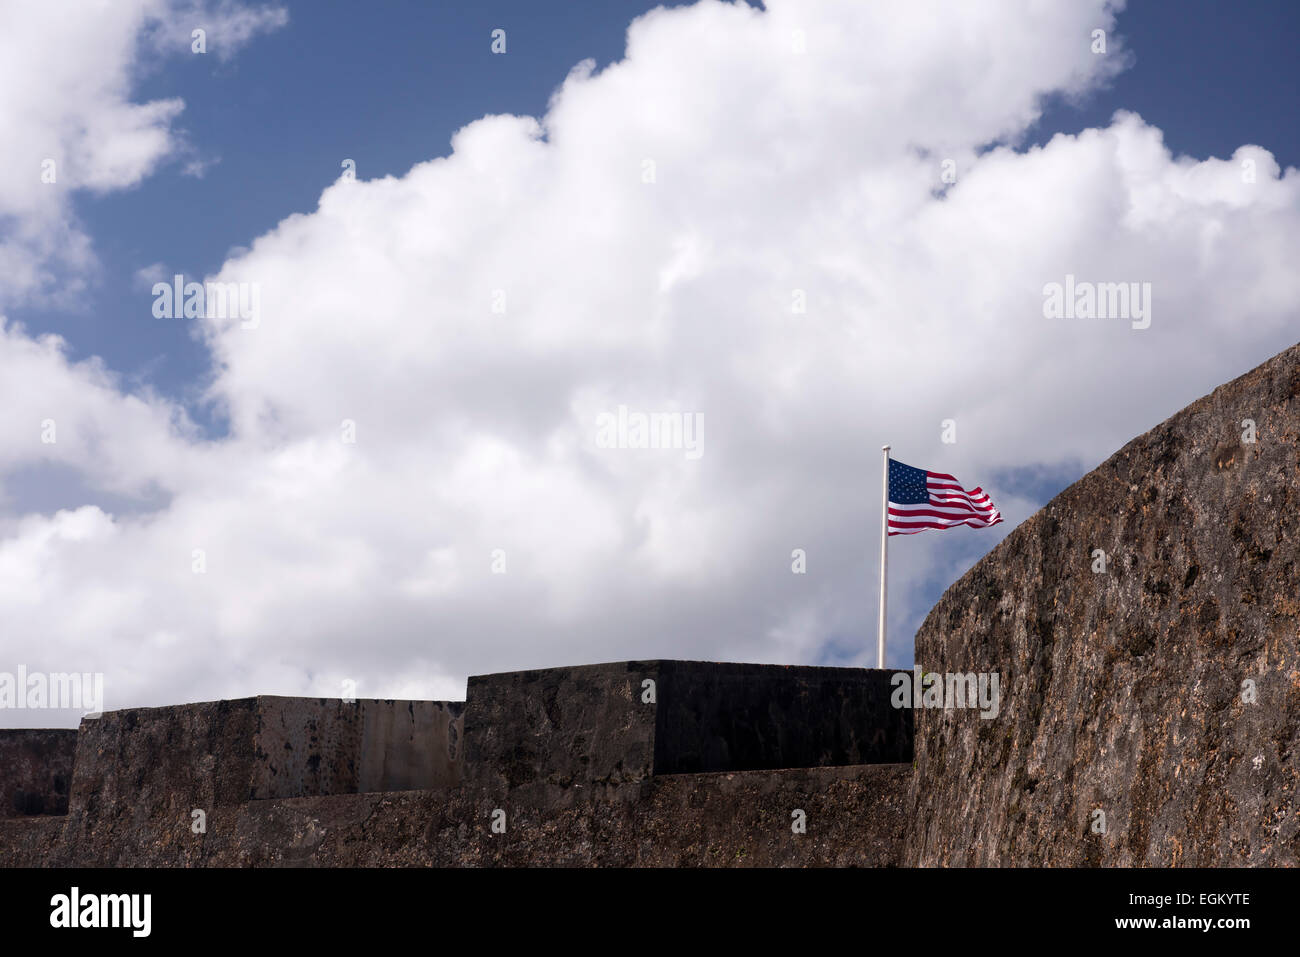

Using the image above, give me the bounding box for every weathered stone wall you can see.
[61,695,461,820]
[0,817,62,865]
[0,730,76,817]
[3,663,911,867]
[41,696,463,866]
[1,763,909,867]
[653,661,911,773]
[463,662,657,789]
[463,660,911,791]
[907,342,1300,866]
[250,697,464,798]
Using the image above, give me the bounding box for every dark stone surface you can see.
[653,661,912,773]
[463,661,656,789]
[463,660,911,791]
[66,696,464,811]
[0,730,77,818]
[1,763,910,867]
[908,341,1300,866]
[40,696,463,866]
[0,817,63,864]
[250,697,465,797]
[3,663,912,866]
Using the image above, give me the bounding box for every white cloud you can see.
[141,0,289,61]
[0,0,285,307]
[1,0,1298,725]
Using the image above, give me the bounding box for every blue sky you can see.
[2,0,1298,720]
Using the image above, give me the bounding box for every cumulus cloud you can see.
[0,0,285,307]
[1,0,1298,725]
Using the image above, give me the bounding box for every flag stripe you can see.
[928,486,990,501]
[890,515,1003,526]
[893,496,996,512]
[889,506,994,521]
[889,517,1004,535]
[930,490,989,504]
[925,496,993,511]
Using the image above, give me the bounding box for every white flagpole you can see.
[878,444,890,669]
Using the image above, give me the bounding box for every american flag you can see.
[887,458,1002,536]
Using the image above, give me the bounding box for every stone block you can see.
[67,696,464,819]
[463,660,912,789]
[0,729,77,817]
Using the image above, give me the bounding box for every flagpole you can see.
[878,444,890,669]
